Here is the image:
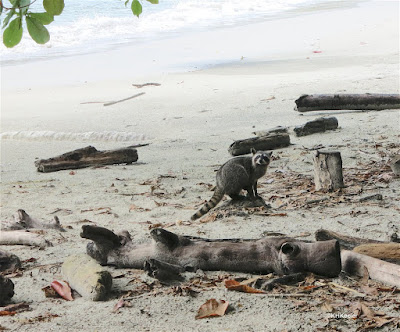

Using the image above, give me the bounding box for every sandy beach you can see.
[1,0,399,331]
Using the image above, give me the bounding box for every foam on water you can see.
[0,131,150,142]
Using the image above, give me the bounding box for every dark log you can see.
[313,150,344,191]
[315,229,383,250]
[293,117,338,137]
[2,209,64,231]
[0,275,14,304]
[341,250,400,287]
[0,250,21,273]
[144,259,185,282]
[229,133,290,156]
[81,225,342,278]
[35,146,138,173]
[353,243,400,264]
[253,126,288,137]
[294,94,400,112]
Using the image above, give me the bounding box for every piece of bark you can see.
[293,117,338,137]
[0,250,21,273]
[61,254,112,301]
[353,243,400,264]
[253,126,288,137]
[341,250,400,287]
[315,229,383,250]
[0,275,14,304]
[0,230,52,248]
[3,209,64,231]
[295,94,400,112]
[35,146,138,173]
[81,225,342,278]
[313,150,344,191]
[229,133,290,156]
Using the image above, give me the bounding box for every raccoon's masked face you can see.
[252,150,272,166]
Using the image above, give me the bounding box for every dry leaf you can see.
[225,279,265,294]
[112,297,131,313]
[0,311,16,316]
[51,280,73,301]
[195,299,229,319]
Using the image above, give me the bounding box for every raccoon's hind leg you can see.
[228,193,246,201]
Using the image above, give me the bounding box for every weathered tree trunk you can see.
[35,146,138,173]
[0,250,21,273]
[353,243,400,264]
[0,275,14,304]
[229,133,290,156]
[81,225,342,278]
[0,230,52,247]
[295,94,400,112]
[61,254,112,301]
[293,117,338,137]
[2,209,64,231]
[313,150,344,191]
[253,126,288,137]
[315,229,383,250]
[341,250,400,287]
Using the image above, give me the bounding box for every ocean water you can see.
[0,0,343,65]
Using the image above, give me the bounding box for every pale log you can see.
[313,150,344,191]
[0,230,52,247]
[341,250,400,287]
[61,254,112,301]
[35,146,138,173]
[81,225,342,278]
[229,133,290,156]
[353,243,400,264]
[295,94,400,112]
[315,229,383,250]
[3,209,64,231]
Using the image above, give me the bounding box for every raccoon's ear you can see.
[250,148,256,155]
[267,151,273,157]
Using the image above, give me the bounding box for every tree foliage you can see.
[0,0,158,48]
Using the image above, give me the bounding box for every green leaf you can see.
[26,16,50,44]
[146,0,159,4]
[29,12,54,25]
[2,9,16,29]
[124,0,129,7]
[43,0,65,16]
[19,0,31,15]
[131,0,142,17]
[3,17,23,48]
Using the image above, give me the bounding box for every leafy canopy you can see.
[0,0,158,48]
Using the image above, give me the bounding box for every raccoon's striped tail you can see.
[191,189,224,221]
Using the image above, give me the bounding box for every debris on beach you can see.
[195,299,229,319]
[294,116,338,137]
[228,133,290,156]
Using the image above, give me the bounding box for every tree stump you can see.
[313,150,344,191]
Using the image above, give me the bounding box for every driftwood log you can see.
[81,226,342,278]
[341,250,400,288]
[353,243,400,264]
[315,229,383,250]
[0,250,21,273]
[253,126,288,137]
[229,133,290,156]
[2,209,64,231]
[61,254,112,301]
[313,150,344,191]
[35,146,138,173]
[0,275,14,304]
[0,230,52,247]
[293,117,338,137]
[294,94,400,112]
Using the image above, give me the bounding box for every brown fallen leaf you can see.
[0,310,16,316]
[195,299,229,319]
[225,279,266,294]
[51,280,73,301]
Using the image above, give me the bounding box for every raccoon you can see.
[191,148,272,220]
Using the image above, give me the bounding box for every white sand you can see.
[1,0,399,331]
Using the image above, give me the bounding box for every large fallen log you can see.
[35,145,138,173]
[81,225,342,278]
[315,229,384,250]
[353,243,400,264]
[0,230,52,247]
[2,209,64,231]
[0,250,21,273]
[229,133,290,156]
[341,250,400,287]
[61,254,112,301]
[294,94,400,112]
[0,275,14,304]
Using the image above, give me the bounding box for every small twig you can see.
[104,92,145,107]
[132,83,161,88]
